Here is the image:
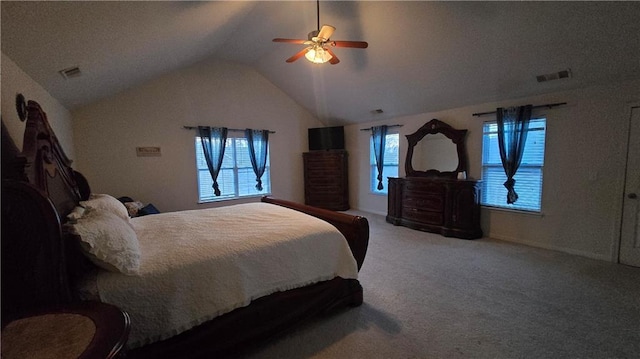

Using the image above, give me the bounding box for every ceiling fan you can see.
[272,0,368,65]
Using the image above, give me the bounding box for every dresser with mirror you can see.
[386,119,482,239]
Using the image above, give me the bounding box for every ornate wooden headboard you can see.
[21,100,90,211]
[1,99,90,325]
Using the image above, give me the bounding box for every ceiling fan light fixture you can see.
[305,45,332,64]
[273,1,366,64]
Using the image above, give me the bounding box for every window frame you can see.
[195,134,271,203]
[480,117,546,213]
[369,131,400,195]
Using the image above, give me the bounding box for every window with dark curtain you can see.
[496,105,533,204]
[244,129,269,191]
[371,125,388,190]
[197,126,228,196]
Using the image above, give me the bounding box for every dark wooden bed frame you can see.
[1,100,369,358]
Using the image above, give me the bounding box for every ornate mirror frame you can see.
[405,119,468,178]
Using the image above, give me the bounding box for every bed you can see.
[1,99,369,358]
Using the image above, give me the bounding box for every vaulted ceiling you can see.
[2,1,639,125]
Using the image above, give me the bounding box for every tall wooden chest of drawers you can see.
[303,150,349,211]
[387,177,482,239]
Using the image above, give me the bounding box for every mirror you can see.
[405,119,468,178]
[411,133,458,172]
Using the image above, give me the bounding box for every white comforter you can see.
[95,202,358,348]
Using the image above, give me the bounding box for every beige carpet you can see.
[244,211,640,358]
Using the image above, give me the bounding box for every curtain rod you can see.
[472,102,567,117]
[183,126,275,134]
[360,124,403,131]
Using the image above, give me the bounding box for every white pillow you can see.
[81,194,130,220]
[67,207,141,275]
[66,206,86,223]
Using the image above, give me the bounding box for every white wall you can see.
[71,58,322,212]
[346,80,640,262]
[5,46,638,262]
[1,52,74,157]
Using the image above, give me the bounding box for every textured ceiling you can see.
[2,1,640,125]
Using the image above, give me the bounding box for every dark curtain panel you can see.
[197,126,228,196]
[496,105,532,204]
[371,125,388,190]
[245,129,269,191]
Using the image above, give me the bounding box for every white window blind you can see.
[370,133,400,194]
[481,118,546,212]
[195,136,271,202]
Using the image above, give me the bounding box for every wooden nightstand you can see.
[1,301,130,359]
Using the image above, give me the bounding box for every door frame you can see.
[616,103,640,264]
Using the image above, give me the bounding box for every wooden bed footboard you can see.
[261,196,369,270]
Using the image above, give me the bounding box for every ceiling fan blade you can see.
[286,48,309,63]
[326,48,340,65]
[330,40,369,49]
[317,25,336,40]
[273,38,307,44]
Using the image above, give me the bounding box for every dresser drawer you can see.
[403,181,445,194]
[401,206,444,225]
[403,195,444,212]
[304,157,341,165]
[305,185,343,195]
[305,177,343,187]
[306,194,349,210]
[306,193,343,202]
[305,168,343,177]
[303,154,344,166]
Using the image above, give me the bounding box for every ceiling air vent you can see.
[536,69,571,83]
[59,66,82,80]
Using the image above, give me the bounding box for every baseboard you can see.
[489,233,613,263]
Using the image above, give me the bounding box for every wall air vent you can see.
[58,66,82,79]
[536,69,571,83]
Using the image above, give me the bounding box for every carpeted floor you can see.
[244,211,640,358]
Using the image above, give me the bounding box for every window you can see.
[195,136,271,202]
[370,133,400,194]
[481,118,546,212]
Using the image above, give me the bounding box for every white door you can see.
[620,106,640,267]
